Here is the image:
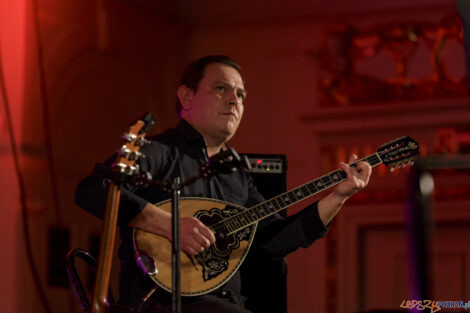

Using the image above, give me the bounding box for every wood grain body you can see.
[133,198,257,296]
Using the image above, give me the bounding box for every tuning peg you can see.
[126,164,139,174]
[408,160,414,166]
[128,151,143,161]
[113,162,126,172]
[122,133,137,143]
[118,146,131,157]
[135,137,150,147]
[390,166,396,172]
[113,163,140,175]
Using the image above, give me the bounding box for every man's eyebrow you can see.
[213,80,247,95]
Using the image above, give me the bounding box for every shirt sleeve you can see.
[75,163,150,226]
[245,173,329,259]
[74,140,166,227]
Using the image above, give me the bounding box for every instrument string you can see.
[209,154,384,235]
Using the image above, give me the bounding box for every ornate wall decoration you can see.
[317,13,468,107]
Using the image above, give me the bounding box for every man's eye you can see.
[216,86,225,91]
[237,93,245,99]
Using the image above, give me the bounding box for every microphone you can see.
[207,148,251,175]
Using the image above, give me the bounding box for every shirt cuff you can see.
[298,201,329,243]
[118,189,149,226]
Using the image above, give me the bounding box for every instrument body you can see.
[134,198,257,295]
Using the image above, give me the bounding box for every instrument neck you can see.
[223,153,383,234]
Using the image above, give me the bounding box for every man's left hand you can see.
[334,154,372,200]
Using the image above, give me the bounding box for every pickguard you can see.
[194,205,254,281]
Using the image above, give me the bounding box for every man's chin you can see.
[219,126,237,142]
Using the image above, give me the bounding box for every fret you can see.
[238,214,246,226]
[315,179,325,191]
[250,207,261,220]
[239,212,248,226]
[321,175,333,186]
[376,154,383,165]
[230,216,239,229]
[330,171,342,183]
[282,193,292,205]
[249,209,258,221]
[228,220,236,232]
[271,197,281,209]
[300,185,310,197]
[306,182,317,194]
[294,188,304,200]
[358,154,380,167]
[287,191,297,203]
[223,220,233,233]
[244,211,253,224]
[225,217,234,231]
[257,204,266,216]
[227,217,235,229]
[266,201,276,213]
[232,216,241,229]
[252,200,278,221]
[276,196,287,208]
[368,154,382,166]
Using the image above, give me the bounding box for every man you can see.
[75,55,372,313]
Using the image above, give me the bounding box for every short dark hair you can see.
[176,55,242,116]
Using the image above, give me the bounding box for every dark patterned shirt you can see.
[75,119,328,308]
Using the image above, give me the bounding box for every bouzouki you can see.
[133,136,419,296]
[91,114,155,313]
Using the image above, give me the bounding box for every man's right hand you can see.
[179,217,216,255]
[128,202,216,256]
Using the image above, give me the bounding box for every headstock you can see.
[112,113,155,176]
[378,136,420,171]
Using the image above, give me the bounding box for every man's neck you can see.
[205,141,226,157]
[181,118,228,157]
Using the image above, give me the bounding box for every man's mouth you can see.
[222,112,237,119]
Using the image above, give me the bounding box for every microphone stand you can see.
[170,176,182,313]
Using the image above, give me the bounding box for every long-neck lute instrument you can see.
[91,114,155,313]
[133,136,419,296]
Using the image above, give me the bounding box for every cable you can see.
[136,287,156,313]
[31,0,63,225]
[0,40,54,313]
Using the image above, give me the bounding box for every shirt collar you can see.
[176,118,206,145]
[175,119,229,153]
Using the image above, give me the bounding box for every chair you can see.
[65,248,132,313]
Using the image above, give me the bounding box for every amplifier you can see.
[244,155,286,174]
[242,154,286,201]
[240,153,287,313]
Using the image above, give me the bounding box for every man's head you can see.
[177,56,246,146]
[176,55,243,115]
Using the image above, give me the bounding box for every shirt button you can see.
[220,291,228,297]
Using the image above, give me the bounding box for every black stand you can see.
[406,154,470,301]
[406,164,433,301]
[171,177,182,313]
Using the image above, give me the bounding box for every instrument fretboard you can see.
[219,153,383,234]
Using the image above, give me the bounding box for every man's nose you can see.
[227,90,240,106]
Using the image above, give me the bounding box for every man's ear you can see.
[177,85,193,111]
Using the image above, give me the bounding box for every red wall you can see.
[1,1,467,313]
[1,0,31,312]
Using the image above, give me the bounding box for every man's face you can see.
[180,63,246,144]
